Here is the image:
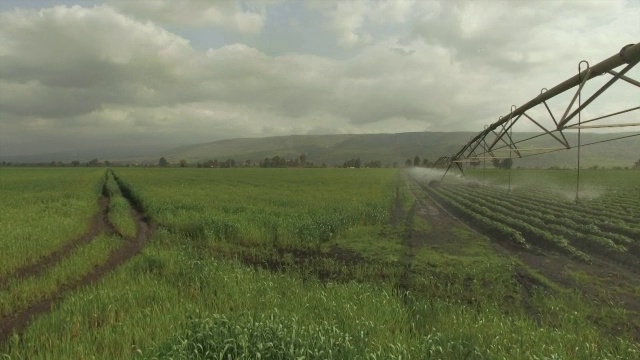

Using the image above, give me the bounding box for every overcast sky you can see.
[0,0,638,156]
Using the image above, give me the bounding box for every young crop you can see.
[3,168,640,359]
[0,168,105,278]
[0,234,121,318]
[110,168,395,246]
[427,172,638,267]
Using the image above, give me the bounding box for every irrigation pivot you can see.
[438,42,640,187]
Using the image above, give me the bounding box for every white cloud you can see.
[320,0,415,48]
[0,5,204,117]
[409,0,637,72]
[107,0,267,35]
[0,0,638,157]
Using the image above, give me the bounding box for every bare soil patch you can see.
[218,244,375,283]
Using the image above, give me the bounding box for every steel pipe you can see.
[451,43,640,161]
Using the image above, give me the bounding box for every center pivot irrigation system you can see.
[435,42,640,201]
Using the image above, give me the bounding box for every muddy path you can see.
[406,174,640,340]
[396,176,472,294]
[0,171,155,345]
[0,186,117,289]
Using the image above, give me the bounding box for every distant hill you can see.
[158,131,639,168]
[0,145,171,164]
[3,131,637,168]
[160,132,475,167]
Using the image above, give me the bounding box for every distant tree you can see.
[221,159,235,168]
[491,158,501,169]
[88,158,99,167]
[159,157,169,167]
[196,162,202,168]
[365,160,382,168]
[422,158,430,167]
[71,160,80,167]
[245,159,251,167]
[104,160,111,167]
[501,158,513,169]
[179,159,187,168]
[635,159,640,169]
[405,158,412,167]
[469,157,481,168]
[299,154,307,166]
[354,158,361,168]
[413,156,421,167]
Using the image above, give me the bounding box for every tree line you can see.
[0,159,111,167]
[3,157,638,169]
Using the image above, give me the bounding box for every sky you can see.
[0,0,638,156]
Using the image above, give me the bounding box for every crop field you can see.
[415,169,640,267]
[1,167,640,359]
[0,169,105,279]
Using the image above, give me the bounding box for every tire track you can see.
[0,171,154,345]
[396,176,458,296]
[392,177,419,301]
[0,184,116,289]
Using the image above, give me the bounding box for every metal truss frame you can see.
[438,43,640,192]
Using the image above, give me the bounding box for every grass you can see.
[1,168,639,358]
[5,230,638,359]
[0,168,104,278]
[0,234,122,318]
[104,172,138,238]
[111,168,395,247]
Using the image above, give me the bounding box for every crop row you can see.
[456,183,640,240]
[471,175,640,224]
[423,185,529,248]
[438,185,640,268]
[423,183,591,261]
[468,182,638,227]
[446,185,634,250]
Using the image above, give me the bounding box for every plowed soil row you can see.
[0,173,154,345]
[407,176,640,340]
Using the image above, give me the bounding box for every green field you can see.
[413,168,640,264]
[0,168,104,278]
[1,167,639,359]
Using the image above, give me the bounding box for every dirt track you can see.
[0,173,154,345]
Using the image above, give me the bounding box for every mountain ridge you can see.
[158,131,639,168]
[2,131,638,168]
